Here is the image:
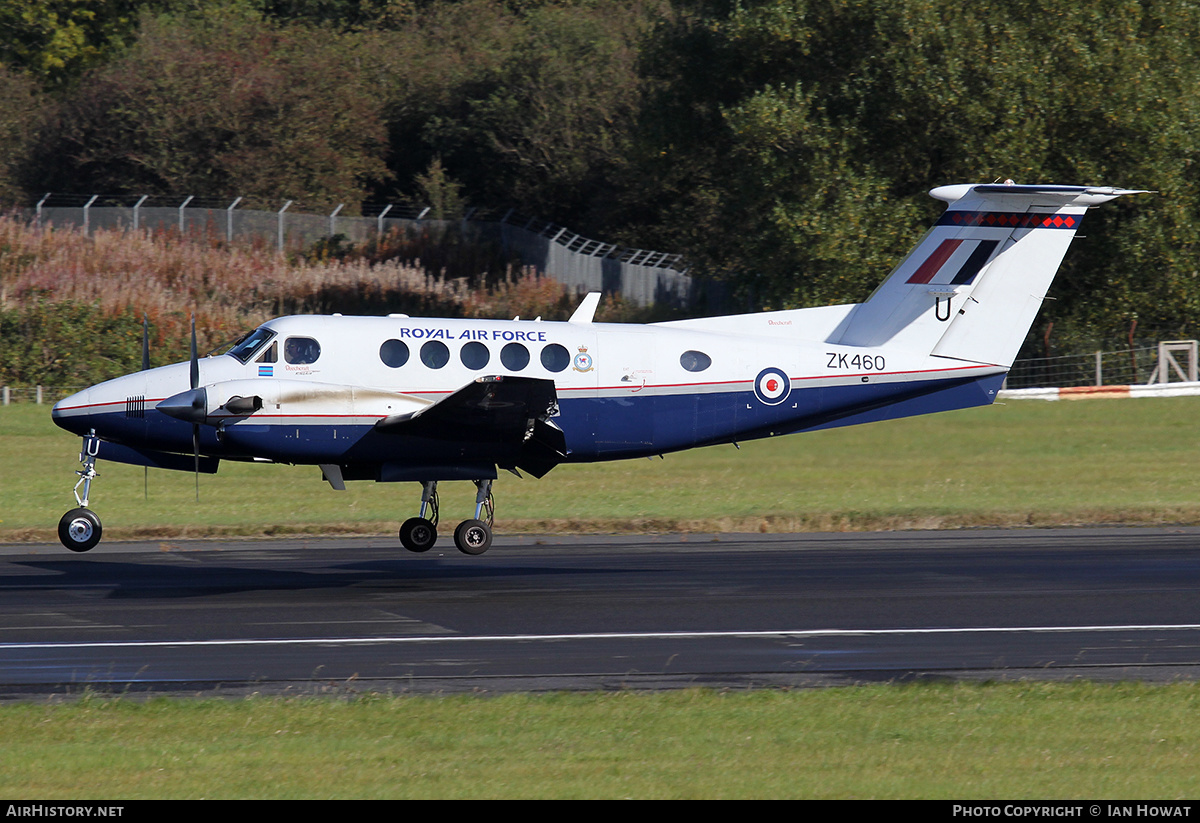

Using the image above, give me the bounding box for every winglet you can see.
[568,292,601,324]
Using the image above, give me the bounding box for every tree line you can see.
[4,0,1200,354]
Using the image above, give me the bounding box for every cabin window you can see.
[460,341,490,370]
[420,340,450,369]
[541,343,570,372]
[284,336,321,365]
[680,350,712,372]
[227,327,275,363]
[379,339,409,368]
[501,342,530,371]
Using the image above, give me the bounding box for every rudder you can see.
[829,183,1145,366]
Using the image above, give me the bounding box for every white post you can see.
[376,204,393,237]
[226,197,242,244]
[36,386,43,405]
[36,193,50,230]
[178,195,194,235]
[277,200,293,252]
[329,203,344,238]
[1154,340,1200,383]
[82,195,98,237]
[132,195,148,233]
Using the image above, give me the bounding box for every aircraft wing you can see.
[373,375,566,477]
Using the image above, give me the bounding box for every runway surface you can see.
[2,527,1200,696]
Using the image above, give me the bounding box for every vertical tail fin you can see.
[829,184,1146,366]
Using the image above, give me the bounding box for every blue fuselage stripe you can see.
[57,373,1005,470]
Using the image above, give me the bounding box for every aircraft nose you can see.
[51,387,94,435]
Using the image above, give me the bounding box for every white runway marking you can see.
[6,623,1200,650]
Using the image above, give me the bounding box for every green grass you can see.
[3,396,1200,541]
[1,684,1198,799]
[4,401,1200,798]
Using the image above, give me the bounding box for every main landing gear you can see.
[398,479,495,556]
[58,432,103,552]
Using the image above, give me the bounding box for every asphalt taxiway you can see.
[2,528,1199,696]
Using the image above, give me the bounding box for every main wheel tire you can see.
[453,519,492,556]
[399,517,437,552]
[58,508,102,553]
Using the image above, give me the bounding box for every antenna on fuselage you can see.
[568,292,601,324]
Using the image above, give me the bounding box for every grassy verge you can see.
[3,396,1200,542]
[4,402,1200,799]
[2,683,1198,799]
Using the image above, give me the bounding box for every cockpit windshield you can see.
[225,327,277,363]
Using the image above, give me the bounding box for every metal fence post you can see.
[132,194,148,232]
[277,200,293,252]
[82,195,98,237]
[329,203,344,238]
[178,195,193,235]
[1095,350,1102,386]
[226,197,242,244]
[36,193,50,230]
[376,204,393,237]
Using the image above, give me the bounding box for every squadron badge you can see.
[573,345,594,373]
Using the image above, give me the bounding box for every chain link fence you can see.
[1004,347,1158,389]
[24,194,698,309]
[1004,341,1198,389]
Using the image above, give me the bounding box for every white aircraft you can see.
[51,183,1145,553]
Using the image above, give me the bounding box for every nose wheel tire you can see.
[453,519,492,555]
[58,508,102,553]
[399,517,437,553]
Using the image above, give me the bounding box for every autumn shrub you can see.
[0,215,628,385]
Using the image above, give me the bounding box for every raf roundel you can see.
[753,367,791,406]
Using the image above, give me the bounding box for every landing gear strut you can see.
[58,432,103,552]
[397,478,495,555]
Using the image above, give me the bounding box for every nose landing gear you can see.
[397,478,495,555]
[58,432,103,552]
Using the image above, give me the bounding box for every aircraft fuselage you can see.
[52,311,1004,478]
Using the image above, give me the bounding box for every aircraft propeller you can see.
[141,313,150,372]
